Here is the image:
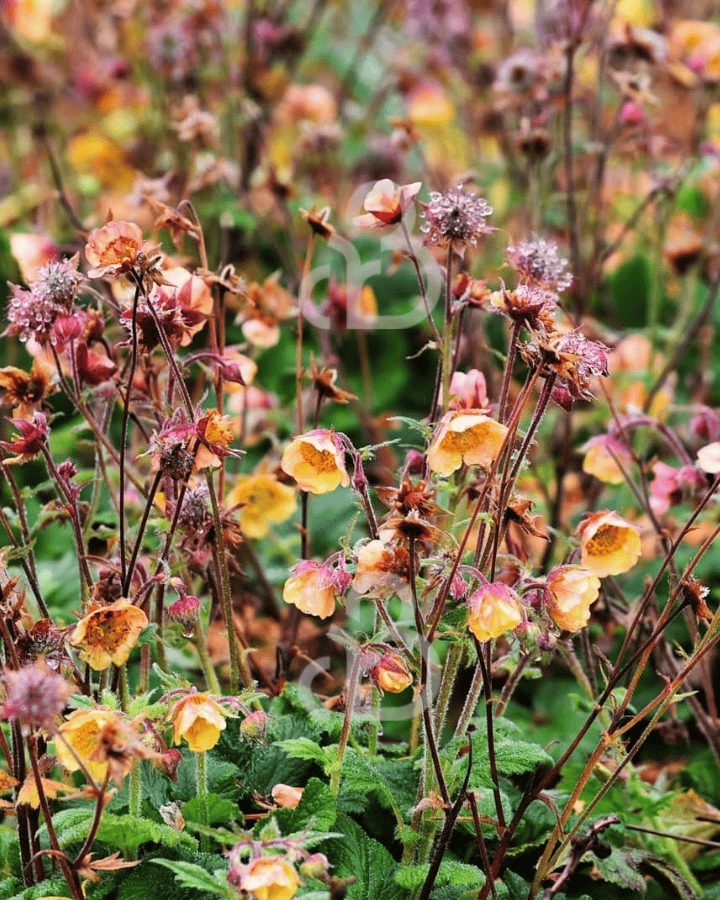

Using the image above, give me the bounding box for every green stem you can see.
[196,751,209,853]
[434,642,464,736]
[195,617,222,694]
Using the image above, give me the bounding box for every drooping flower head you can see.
[352,536,411,601]
[282,560,349,619]
[228,854,299,900]
[582,435,633,485]
[421,184,493,250]
[545,566,601,632]
[370,651,413,693]
[172,692,227,752]
[0,360,55,420]
[448,369,489,410]
[467,581,523,642]
[578,511,642,577]
[427,410,508,476]
[280,430,350,494]
[226,472,296,539]
[70,598,148,671]
[56,707,125,783]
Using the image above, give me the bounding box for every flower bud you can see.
[371,652,413,693]
[272,784,304,808]
[240,710,268,743]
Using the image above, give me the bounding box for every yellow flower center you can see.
[300,443,337,472]
[85,610,133,652]
[585,524,623,556]
[103,237,138,266]
[441,425,485,452]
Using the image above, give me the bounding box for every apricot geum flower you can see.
[70,598,148,671]
[371,652,413,693]
[283,560,351,619]
[56,707,126,783]
[582,434,633,485]
[172,692,227,752]
[225,472,296,538]
[84,220,158,279]
[280,429,350,493]
[354,178,422,229]
[426,410,508,476]
[228,855,299,900]
[545,566,601,632]
[352,537,411,601]
[578,510,642,578]
[467,581,523,643]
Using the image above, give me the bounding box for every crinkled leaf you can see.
[331,817,401,900]
[183,793,239,827]
[151,859,227,896]
[634,851,700,900]
[273,777,336,833]
[586,844,649,893]
[1,878,72,900]
[48,808,196,854]
[394,864,429,889]
[276,737,328,765]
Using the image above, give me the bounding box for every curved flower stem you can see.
[400,220,443,347]
[331,650,364,796]
[206,473,246,689]
[27,736,84,900]
[194,616,222,695]
[453,658,483,739]
[497,320,522,425]
[196,750,209,853]
[475,639,505,829]
[296,234,317,433]
[39,446,93,596]
[127,763,142,861]
[408,535,450,807]
[433,641,464,736]
[119,280,142,587]
[48,343,145,493]
[123,468,162,596]
[71,766,113,870]
[440,245,454,415]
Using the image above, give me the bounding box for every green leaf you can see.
[273,777,336,834]
[151,859,228,896]
[338,750,409,831]
[587,845,648,893]
[3,882,72,900]
[48,808,197,854]
[394,864,429,889]
[449,720,552,791]
[276,737,328,764]
[331,817,402,900]
[503,870,530,900]
[634,852,700,900]
[183,793,239,826]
